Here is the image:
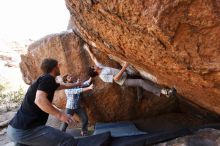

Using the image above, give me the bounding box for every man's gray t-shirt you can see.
[96,62,127,86]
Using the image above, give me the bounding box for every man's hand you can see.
[56,112,74,124]
[83,44,90,52]
[123,62,129,68]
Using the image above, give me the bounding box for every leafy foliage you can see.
[0,82,24,106]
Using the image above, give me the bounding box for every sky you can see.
[0,0,70,41]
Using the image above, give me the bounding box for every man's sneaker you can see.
[161,87,177,98]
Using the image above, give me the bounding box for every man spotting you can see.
[7,58,79,146]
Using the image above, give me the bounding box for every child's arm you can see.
[82,84,94,92]
[81,77,92,87]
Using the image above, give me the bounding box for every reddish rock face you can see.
[20,32,175,123]
[65,0,220,114]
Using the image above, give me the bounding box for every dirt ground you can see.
[0,107,92,146]
[0,106,208,146]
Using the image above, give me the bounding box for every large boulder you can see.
[20,32,175,123]
[65,0,220,115]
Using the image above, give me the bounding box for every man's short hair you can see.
[88,67,98,77]
[40,58,58,74]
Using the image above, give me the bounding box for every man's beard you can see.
[55,68,61,76]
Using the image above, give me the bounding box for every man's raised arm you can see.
[83,44,100,66]
[114,62,129,81]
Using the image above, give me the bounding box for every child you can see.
[60,74,93,136]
